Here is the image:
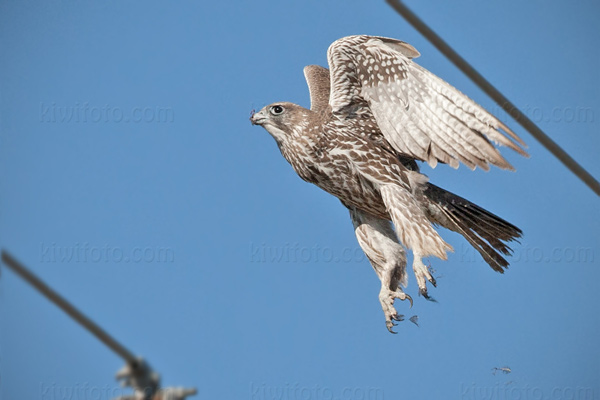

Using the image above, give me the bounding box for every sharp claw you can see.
[423,294,437,302]
[392,314,404,322]
[405,294,413,308]
[392,291,413,308]
[419,288,437,302]
[429,276,437,288]
[386,322,398,334]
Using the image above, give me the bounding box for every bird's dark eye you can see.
[270,105,284,115]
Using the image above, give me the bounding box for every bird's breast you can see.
[285,140,389,219]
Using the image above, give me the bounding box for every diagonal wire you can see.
[386,0,600,197]
[1,250,138,364]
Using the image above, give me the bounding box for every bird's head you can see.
[250,102,310,144]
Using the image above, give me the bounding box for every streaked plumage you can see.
[251,35,526,333]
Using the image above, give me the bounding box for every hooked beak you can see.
[250,109,267,126]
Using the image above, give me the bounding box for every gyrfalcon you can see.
[250,35,527,333]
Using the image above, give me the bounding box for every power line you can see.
[1,250,138,363]
[386,0,600,197]
[1,250,198,399]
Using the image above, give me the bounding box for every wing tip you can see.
[498,121,527,148]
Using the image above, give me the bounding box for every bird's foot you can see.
[379,287,413,334]
[413,258,437,302]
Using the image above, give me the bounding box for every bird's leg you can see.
[378,266,413,334]
[348,206,412,333]
[413,254,437,301]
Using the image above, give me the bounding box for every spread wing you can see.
[326,35,528,170]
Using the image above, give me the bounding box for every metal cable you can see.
[1,250,138,364]
[386,0,600,196]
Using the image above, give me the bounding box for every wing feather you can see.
[303,65,331,113]
[327,35,528,170]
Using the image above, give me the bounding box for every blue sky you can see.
[1,1,598,399]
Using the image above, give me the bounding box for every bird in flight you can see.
[492,366,512,375]
[250,35,527,333]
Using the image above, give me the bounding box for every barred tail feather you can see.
[423,183,522,272]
